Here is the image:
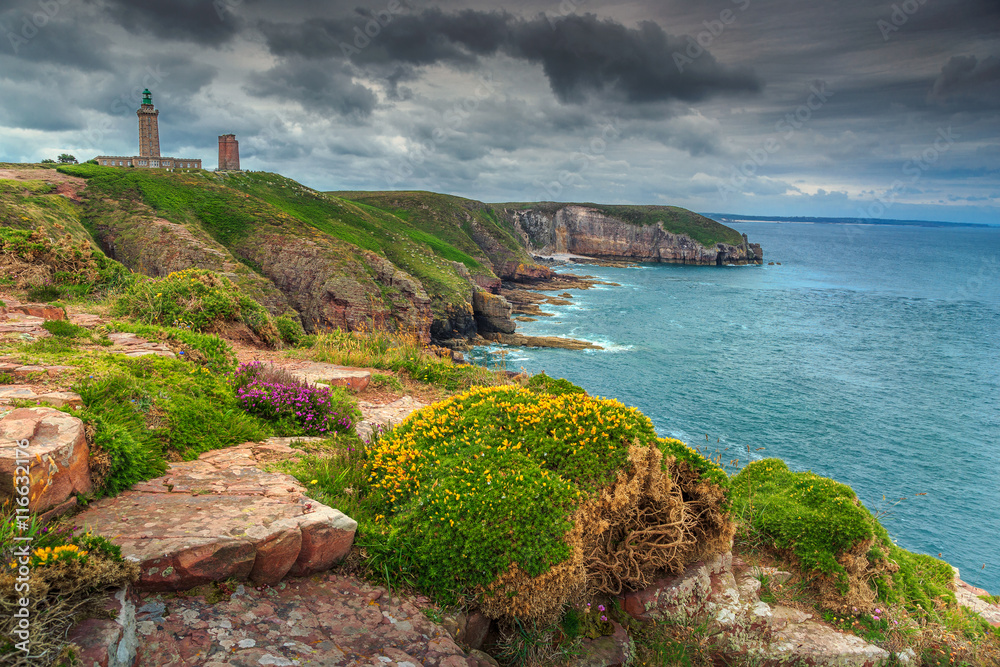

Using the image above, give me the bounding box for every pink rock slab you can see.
[0,406,92,513]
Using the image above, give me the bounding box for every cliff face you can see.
[508,205,763,265]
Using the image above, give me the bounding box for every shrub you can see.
[111,268,281,348]
[274,312,306,347]
[75,355,276,491]
[233,361,360,436]
[730,459,955,613]
[366,385,731,623]
[42,319,86,338]
[526,372,587,396]
[0,227,129,296]
[27,284,61,302]
[0,510,138,662]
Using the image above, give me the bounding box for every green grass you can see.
[730,459,956,615]
[42,319,87,338]
[111,267,281,348]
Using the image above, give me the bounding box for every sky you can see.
[0,0,998,223]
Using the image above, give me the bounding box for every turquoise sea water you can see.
[471,222,1000,592]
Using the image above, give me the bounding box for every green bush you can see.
[365,385,730,622]
[111,268,281,348]
[27,284,61,302]
[730,459,954,612]
[526,372,587,396]
[42,319,87,338]
[274,312,306,346]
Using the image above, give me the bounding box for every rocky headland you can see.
[1,163,761,353]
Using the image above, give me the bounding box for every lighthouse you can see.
[137,89,161,159]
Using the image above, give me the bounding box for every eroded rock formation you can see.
[508,205,763,265]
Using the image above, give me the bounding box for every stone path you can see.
[74,439,357,592]
[356,396,428,441]
[0,384,82,409]
[69,577,497,667]
[105,331,177,358]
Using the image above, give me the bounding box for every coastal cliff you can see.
[506,204,763,265]
[2,164,762,348]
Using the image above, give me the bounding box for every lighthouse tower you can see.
[137,89,161,158]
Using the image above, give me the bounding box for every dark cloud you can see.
[246,58,378,118]
[930,55,1000,104]
[259,9,763,105]
[89,0,247,44]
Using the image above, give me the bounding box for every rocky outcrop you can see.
[473,289,515,334]
[620,552,906,666]
[508,205,762,265]
[93,212,291,315]
[234,233,434,342]
[0,407,92,514]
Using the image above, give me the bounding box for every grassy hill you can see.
[1,162,752,340]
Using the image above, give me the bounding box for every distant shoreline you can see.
[703,213,994,229]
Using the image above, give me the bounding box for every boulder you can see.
[0,407,92,513]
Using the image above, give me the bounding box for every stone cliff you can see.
[507,205,763,265]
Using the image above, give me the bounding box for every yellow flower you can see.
[310,479,318,485]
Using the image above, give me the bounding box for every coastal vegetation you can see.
[1,164,997,665]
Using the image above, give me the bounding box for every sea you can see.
[470,221,1000,593]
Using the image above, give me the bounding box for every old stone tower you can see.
[218,134,240,171]
[137,89,161,158]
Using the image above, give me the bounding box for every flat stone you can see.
[282,361,371,392]
[74,448,357,591]
[0,407,92,513]
[7,304,66,320]
[0,385,38,400]
[356,396,428,441]
[36,391,84,409]
[769,604,812,630]
[751,565,793,585]
[69,312,105,327]
[12,364,72,378]
[769,619,890,666]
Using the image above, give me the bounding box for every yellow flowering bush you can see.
[31,544,88,567]
[367,385,731,622]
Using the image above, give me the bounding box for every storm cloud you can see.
[260,9,762,104]
[0,0,996,224]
